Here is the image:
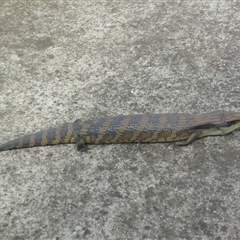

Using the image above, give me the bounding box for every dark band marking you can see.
[96,117,115,143]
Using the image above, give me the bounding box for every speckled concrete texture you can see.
[0,1,240,239]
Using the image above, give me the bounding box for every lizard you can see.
[0,110,239,151]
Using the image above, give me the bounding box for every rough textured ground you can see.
[0,1,240,239]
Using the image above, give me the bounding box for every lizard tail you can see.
[0,123,75,151]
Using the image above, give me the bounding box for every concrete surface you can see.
[0,1,240,239]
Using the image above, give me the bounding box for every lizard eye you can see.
[220,121,238,128]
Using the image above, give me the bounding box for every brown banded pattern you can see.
[0,111,240,151]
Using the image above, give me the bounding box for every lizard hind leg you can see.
[76,136,85,151]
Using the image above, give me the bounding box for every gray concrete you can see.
[0,1,240,239]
